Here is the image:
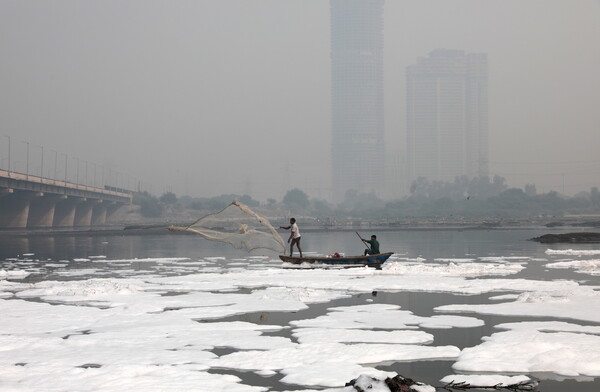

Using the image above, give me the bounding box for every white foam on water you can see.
[93,257,191,264]
[546,249,600,256]
[382,261,524,277]
[391,256,427,263]
[440,374,530,387]
[546,259,600,276]
[292,328,434,345]
[44,263,67,268]
[411,385,436,392]
[1,250,600,389]
[205,256,226,261]
[181,261,213,266]
[143,264,595,298]
[14,279,151,309]
[281,366,396,388]
[214,342,459,386]
[0,280,28,291]
[436,287,600,324]
[256,286,351,304]
[495,321,600,335]
[17,278,143,297]
[489,294,519,301]
[0,299,287,391]
[0,269,31,279]
[0,362,266,392]
[291,304,483,331]
[478,256,532,263]
[255,369,277,377]
[168,288,350,321]
[452,329,600,376]
[433,258,475,263]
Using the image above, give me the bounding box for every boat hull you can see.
[279,252,393,268]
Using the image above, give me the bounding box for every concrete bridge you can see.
[0,169,132,229]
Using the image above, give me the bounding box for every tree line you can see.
[132,176,600,219]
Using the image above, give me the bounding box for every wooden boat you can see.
[279,252,393,269]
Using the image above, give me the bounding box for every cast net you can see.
[168,200,286,253]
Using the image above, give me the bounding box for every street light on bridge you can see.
[2,135,10,172]
[22,140,29,180]
[34,144,43,179]
[62,153,68,184]
[75,157,80,185]
[51,150,58,184]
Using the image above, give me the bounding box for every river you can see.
[1,227,599,391]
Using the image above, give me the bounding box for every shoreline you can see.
[0,222,598,239]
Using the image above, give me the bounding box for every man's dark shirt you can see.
[365,239,380,254]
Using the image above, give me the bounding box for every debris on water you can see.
[345,374,426,392]
[442,379,539,391]
[345,374,540,392]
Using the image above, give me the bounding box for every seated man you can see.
[361,234,380,255]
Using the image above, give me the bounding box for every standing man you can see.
[280,218,302,257]
[359,234,380,256]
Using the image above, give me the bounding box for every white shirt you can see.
[291,222,301,239]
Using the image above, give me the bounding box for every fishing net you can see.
[168,200,286,253]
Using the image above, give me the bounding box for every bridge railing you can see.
[0,168,132,200]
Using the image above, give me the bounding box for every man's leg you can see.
[296,238,302,258]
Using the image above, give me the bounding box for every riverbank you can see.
[2,217,600,239]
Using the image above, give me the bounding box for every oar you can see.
[355,231,370,253]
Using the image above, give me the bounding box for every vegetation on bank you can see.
[132,176,600,220]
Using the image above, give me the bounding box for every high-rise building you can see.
[406,49,488,186]
[330,0,385,203]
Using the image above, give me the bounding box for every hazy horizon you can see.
[1,0,599,202]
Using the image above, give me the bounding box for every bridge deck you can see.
[0,169,132,203]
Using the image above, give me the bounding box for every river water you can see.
[1,227,599,391]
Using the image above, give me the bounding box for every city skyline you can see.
[1,1,599,201]
[330,0,385,202]
[406,49,489,188]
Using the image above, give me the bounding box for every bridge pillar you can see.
[106,203,127,224]
[74,199,99,227]
[91,202,107,226]
[0,191,33,228]
[53,196,78,227]
[28,194,66,228]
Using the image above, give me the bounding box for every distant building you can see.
[406,49,489,187]
[330,0,385,203]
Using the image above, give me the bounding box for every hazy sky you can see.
[1,0,599,201]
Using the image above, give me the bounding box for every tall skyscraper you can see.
[330,0,385,203]
[406,49,488,186]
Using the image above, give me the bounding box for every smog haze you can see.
[1,0,599,201]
